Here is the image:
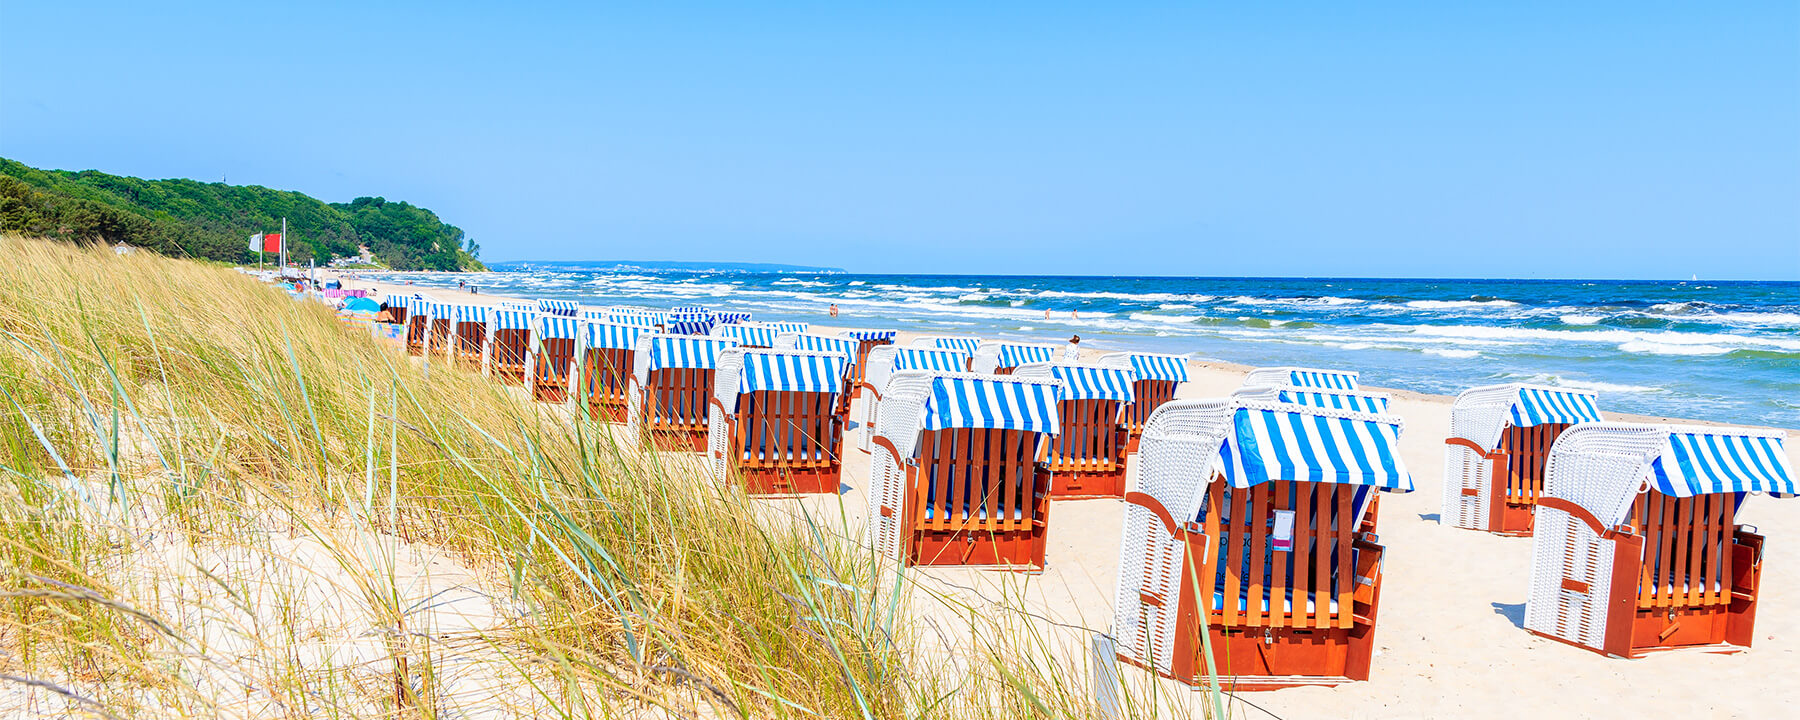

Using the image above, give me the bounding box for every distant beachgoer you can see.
[1062,335,1081,362]
[1044,308,1052,320]
[458,280,466,291]
[829,303,839,318]
[1071,310,1079,320]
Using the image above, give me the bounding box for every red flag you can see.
[262,233,283,253]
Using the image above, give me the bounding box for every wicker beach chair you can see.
[537,298,578,317]
[711,323,780,349]
[1523,423,1792,658]
[668,312,716,336]
[452,305,489,371]
[380,293,413,325]
[579,321,644,422]
[773,333,863,416]
[856,346,974,453]
[1114,398,1413,689]
[426,302,455,359]
[766,321,808,335]
[911,335,983,367]
[708,348,851,494]
[529,314,580,403]
[404,299,432,356]
[625,334,741,452]
[713,311,753,325]
[1015,362,1137,498]
[971,342,1061,375]
[1443,384,1603,536]
[1100,352,1190,454]
[838,330,898,399]
[868,372,1064,569]
[1243,366,1360,391]
[487,310,534,385]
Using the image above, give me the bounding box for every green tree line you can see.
[0,157,483,270]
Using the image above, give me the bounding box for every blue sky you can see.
[2,2,1795,279]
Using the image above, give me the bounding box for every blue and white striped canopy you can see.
[537,299,579,317]
[1287,369,1359,390]
[842,329,898,342]
[1652,431,1794,498]
[648,336,740,371]
[929,337,983,354]
[1128,354,1190,383]
[455,305,489,323]
[1509,386,1603,428]
[669,318,716,336]
[1218,406,1413,491]
[537,316,580,339]
[381,294,413,308]
[891,348,971,373]
[586,322,642,350]
[493,310,534,330]
[714,311,752,324]
[410,301,440,319]
[997,344,1057,368]
[1278,389,1389,414]
[739,351,851,395]
[1052,365,1137,402]
[921,377,1062,434]
[768,321,809,334]
[672,305,711,314]
[501,302,537,313]
[609,313,662,328]
[713,324,779,347]
[791,334,861,366]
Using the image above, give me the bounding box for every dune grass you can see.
[0,235,1210,718]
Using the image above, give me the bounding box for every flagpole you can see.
[280,217,288,273]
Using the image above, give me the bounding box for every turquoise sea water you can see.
[363,265,1800,430]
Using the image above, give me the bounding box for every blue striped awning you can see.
[1509,387,1603,428]
[669,318,716,336]
[501,302,537,313]
[410,301,439,318]
[493,310,534,330]
[1652,431,1795,498]
[537,316,580,339]
[647,336,740,371]
[1287,369,1359,390]
[714,311,753,324]
[455,305,489,323]
[537,299,579,317]
[739,351,851,395]
[381,294,413,308]
[921,376,1062,434]
[1052,365,1137,403]
[713,324,778,347]
[842,329,898,342]
[790,334,861,366]
[1218,406,1413,492]
[609,313,661,328]
[892,348,971,373]
[672,305,711,314]
[929,337,983,354]
[586,322,642,350]
[997,344,1057,368]
[1128,354,1190,383]
[768,321,808,334]
[1278,389,1390,414]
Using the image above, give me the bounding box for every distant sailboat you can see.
[1691,274,1699,281]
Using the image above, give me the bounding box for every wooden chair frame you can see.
[1123,378,1179,454]
[453,321,487,370]
[638,367,717,452]
[1445,423,1571,536]
[581,347,633,422]
[489,329,529,386]
[405,314,429,356]
[713,389,844,494]
[531,337,576,403]
[876,427,1051,569]
[1045,398,1129,498]
[846,337,892,399]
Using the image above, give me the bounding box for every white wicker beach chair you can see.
[707,347,851,494]
[1242,366,1360,391]
[855,346,973,453]
[1441,384,1603,535]
[1014,362,1138,498]
[625,334,741,451]
[578,321,645,422]
[971,342,1062,375]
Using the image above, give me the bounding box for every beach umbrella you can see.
[343,297,382,313]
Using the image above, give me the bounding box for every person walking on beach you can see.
[1062,334,1081,362]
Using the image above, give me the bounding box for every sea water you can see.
[363,266,1800,429]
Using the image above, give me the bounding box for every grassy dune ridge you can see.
[0,236,1186,718]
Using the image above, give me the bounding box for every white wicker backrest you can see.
[1138,399,1238,524]
[862,345,904,392]
[712,347,749,413]
[1097,353,1133,371]
[1542,423,1670,528]
[629,334,656,389]
[1231,386,1279,402]
[771,332,800,349]
[1451,383,1536,451]
[873,371,951,462]
[1011,362,1055,381]
[1243,366,1359,390]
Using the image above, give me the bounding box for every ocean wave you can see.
[1424,348,1481,359]
[1510,373,1663,394]
[1404,299,1521,310]
[1560,314,1604,325]
[1401,324,1800,352]
[1618,341,1732,356]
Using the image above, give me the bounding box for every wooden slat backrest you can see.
[910,428,1041,534]
[735,390,840,468]
[1045,398,1124,471]
[583,348,632,405]
[646,368,716,429]
[1204,479,1358,629]
[429,318,454,356]
[848,339,885,390]
[1123,379,1178,434]
[454,322,487,367]
[489,329,529,370]
[1501,423,1570,504]
[1631,491,1734,609]
[405,316,428,352]
[534,338,576,388]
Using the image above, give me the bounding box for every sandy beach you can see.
[339,274,1800,719]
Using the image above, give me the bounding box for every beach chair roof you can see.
[672,305,711,314]
[921,374,1063,434]
[767,321,808,334]
[1244,366,1359,391]
[500,301,537,313]
[841,329,898,342]
[669,318,716,335]
[1450,383,1604,450]
[492,310,535,330]
[712,323,779,347]
[784,333,861,367]
[455,304,489,323]
[1653,427,1794,498]
[1018,363,1137,403]
[714,311,752,324]
[738,349,850,396]
[913,335,983,353]
[1119,352,1190,383]
[536,315,580,340]
[381,293,413,308]
[1219,401,1413,492]
[994,343,1060,369]
[608,312,661,328]
[585,321,643,350]
[643,334,739,372]
[537,299,578,317]
[1237,385,1391,415]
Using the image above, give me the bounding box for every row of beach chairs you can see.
[369,292,1794,692]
